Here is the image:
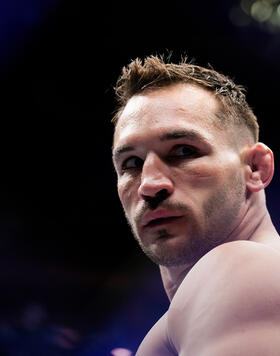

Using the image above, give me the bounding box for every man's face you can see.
[113,84,247,267]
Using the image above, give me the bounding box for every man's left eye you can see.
[170,145,198,157]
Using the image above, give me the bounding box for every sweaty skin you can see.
[113,84,280,355]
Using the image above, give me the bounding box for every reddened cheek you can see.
[177,156,242,189]
[187,167,213,180]
[177,163,216,184]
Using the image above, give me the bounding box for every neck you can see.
[160,190,279,301]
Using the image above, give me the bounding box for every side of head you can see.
[112,55,275,267]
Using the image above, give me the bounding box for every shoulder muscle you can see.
[168,241,280,355]
[136,312,176,356]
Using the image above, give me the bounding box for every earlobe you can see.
[245,143,274,193]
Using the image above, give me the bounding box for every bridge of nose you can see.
[138,152,174,198]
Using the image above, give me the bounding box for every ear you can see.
[244,143,274,192]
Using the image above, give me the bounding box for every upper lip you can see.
[142,209,183,227]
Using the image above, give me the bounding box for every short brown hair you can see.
[112,55,259,142]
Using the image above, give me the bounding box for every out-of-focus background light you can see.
[231,0,280,31]
[110,348,133,356]
[251,1,273,22]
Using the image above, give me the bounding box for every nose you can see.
[138,153,174,201]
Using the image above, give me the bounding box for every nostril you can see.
[143,189,169,210]
[155,189,169,200]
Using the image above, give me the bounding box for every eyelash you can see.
[121,145,200,172]
[121,156,143,171]
[169,144,199,158]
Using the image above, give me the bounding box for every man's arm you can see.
[167,240,280,356]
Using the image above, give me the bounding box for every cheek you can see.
[176,162,218,187]
[175,158,243,195]
[117,175,138,212]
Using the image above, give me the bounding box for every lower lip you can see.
[145,216,183,229]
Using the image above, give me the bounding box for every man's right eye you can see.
[122,156,143,171]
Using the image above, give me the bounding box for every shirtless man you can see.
[112,55,280,355]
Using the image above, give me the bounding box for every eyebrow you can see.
[159,129,206,142]
[112,129,208,161]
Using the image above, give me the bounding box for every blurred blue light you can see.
[0,0,61,69]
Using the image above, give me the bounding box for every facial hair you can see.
[124,171,245,267]
[124,200,203,266]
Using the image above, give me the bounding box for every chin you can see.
[143,236,197,267]
[147,251,193,267]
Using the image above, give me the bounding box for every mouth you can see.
[145,216,183,228]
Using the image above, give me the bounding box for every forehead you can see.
[113,83,223,149]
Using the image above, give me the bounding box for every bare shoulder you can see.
[136,312,176,356]
[168,240,280,355]
[174,240,280,300]
[189,239,280,276]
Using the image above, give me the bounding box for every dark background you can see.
[0,0,279,354]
